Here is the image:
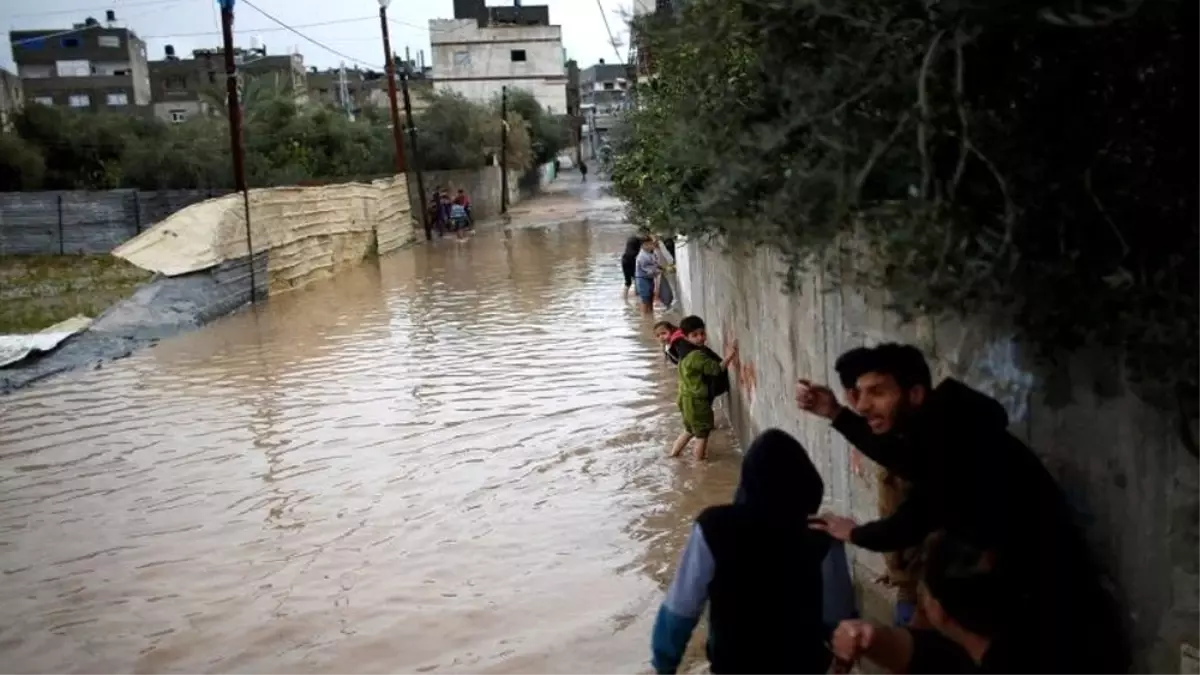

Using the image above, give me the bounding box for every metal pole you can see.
[220,0,257,304]
[398,60,429,239]
[379,5,407,174]
[56,194,64,255]
[500,85,508,215]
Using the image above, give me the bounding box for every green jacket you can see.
[678,349,724,400]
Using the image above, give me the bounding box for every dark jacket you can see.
[651,429,835,674]
[838,379,1129,672]
[667,338,731,400]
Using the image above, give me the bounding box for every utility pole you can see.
[378,0,406,174]
[219,0,257,304]
[500,85,509,215]
[398,54,430,239]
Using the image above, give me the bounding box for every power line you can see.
[10,0,181,20]
[238,0,381,69]
[594,0,625,64]
[9,1,189,47]
[138,16,377,41]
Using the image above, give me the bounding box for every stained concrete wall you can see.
[113,176,415,298]
[674,239,1199,673]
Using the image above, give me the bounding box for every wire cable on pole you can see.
[10,0,188,47]
[138,16,378,40]
[594,0,625,64]
[238,0,381,69]
[11,0,182,19]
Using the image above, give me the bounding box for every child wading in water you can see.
[670,316,737,460]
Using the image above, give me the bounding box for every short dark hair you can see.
[917,531,1007,637]
[838,343,932,391]
[834,347,872,389]
[653,320,677,333]
[680,315,706,335]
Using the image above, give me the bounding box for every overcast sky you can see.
[2,0,631,73]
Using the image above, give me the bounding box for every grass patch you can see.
[0,254,152,334]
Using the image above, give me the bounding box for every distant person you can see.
[669,315,737,461]
[453,189,473,228]
[633,236,660,316]
[651,428,857,674]
[579,161,588,182]
[449,200,469,241]
[622,233,645,301]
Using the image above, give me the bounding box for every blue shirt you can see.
[635,249,659,279]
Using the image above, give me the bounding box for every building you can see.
[310,56,433,119]
[579,60,632,159]
[430,0,568,114]
[148,43,306,124]
[0,67,23,129]
[9,13,151,112]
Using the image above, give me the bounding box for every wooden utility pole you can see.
[219,0,257,304]
[500,85,509,214]
[398,54,429,239]
[378,0,406,173]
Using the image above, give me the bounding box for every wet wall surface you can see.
[0,184,738,673]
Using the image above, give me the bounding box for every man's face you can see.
[685,329,707,346]
[654,326,673,344]
[852,371,924,434]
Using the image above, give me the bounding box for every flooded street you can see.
[0,183,740,673]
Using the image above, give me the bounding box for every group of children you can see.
[429,186,474,240]
[622,234,677,316]
[651,316,736,462]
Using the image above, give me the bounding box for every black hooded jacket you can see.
[836,379,1130,672]
[695,428,833,674]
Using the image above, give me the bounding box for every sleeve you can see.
[683,351,725,378]
[831,408,919,479]
[651,523,715,674]
[849,490,936,552]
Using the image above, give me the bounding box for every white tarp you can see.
[0,315,93,368]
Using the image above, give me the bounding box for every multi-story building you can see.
[579,60,632,159]
[0,67,23,129]
[308,58,433,119]
[148,43,306,123]
[430,0,568,114]
[9,13,151,112]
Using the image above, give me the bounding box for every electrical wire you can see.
[10,0,182,20]
[238,0,381,69]
[594,0,625,64]
[137,16,378,41]
[9,0,190,47]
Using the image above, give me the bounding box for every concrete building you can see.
[148,44,306,124]
[430,0,568,114]
[579,60,631,160]
[310,59,433,119]
[0,67,23,129]
[9,14,151,112]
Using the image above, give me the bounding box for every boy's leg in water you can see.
[669,431,693,458]
[680,398,716,460]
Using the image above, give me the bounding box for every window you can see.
[92,62,132,76]
[452,50,470,67]
[164,75,189,90]
[33,96,54,106]
[106,92,129,106]
[603,81,615,90]
[68,94,90,108]
[169,109,188,123]
[510,49,527,62]
[55,60,91,77]
[97,35,121,48]
[19,65,53,79]
[61,37,81,48]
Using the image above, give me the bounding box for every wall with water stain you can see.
[674,239,1198,673]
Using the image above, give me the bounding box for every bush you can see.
[612,0,1197,390]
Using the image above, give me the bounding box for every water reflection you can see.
[0,182,739,673]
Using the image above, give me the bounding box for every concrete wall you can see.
[674,239,1199,673]
[429,18,568,113]
[0,189,233,255]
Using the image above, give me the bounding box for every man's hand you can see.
[796,379,843,419]
[723,340,739,362]
[831,619,877,663]
[808,512,858,542]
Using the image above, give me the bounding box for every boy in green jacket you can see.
[669,315,738,461]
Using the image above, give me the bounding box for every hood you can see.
[734,428,824,516]
[624,236,643,257]
[926,378,1010,432]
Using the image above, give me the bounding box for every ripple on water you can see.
[0,190,739,673]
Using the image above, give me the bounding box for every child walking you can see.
[669,316,737,461]
[651,428,858,673]
[634,237,661,316]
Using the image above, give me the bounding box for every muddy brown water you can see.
[0,188,741,673]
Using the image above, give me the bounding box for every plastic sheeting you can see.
[0,315,93,368]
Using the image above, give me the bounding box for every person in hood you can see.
[651,428,857,674]
[798,343,1129,672]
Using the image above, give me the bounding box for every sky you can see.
[2,0,632,73]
